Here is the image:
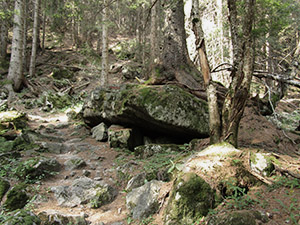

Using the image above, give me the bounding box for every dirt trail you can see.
[27,112,130,224]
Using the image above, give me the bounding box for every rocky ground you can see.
[0,48,300,225]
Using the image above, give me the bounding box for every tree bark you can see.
[6,0,25,98]
[0,0,9,60]
[221,0,255,147]
[29,0,40,77]
[150,0,159,65]
[101,0,108,86]
[42,0,46,52]
[150,0,204,90]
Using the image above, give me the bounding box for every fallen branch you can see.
[253,71,300,88]
[274,164,300,179]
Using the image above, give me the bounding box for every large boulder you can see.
[126,180,163,220]
[82,84,209,140]
[51,177,117,208]
[164,173,217,225]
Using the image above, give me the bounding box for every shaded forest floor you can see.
[0,47,300,224]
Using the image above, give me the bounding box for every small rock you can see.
[92,122,108,141]
[118,208,122,214]
[39,142,65,154]
[82,170,91,177]
[55,122,70,129]
[70,171,77,177]
[108,125,143,150]
[64,157,87,170]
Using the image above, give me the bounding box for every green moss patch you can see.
[165,173,218,224]
[3,183,29,211]
[0,178,10,201]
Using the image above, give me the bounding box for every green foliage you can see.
[112,39,137,60]
[268,176,300,191]
[274,198,300,224]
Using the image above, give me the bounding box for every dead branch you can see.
[274,164,300,179]
[253,71,300,88]
[211,63,234,73]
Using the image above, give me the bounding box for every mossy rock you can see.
[3,183,29,211]
[38,211,87,225]
[0,111,28,132]
[15,157,60,182]
[207,210,268,225]
[83,84,209,140]
[64,157,86,170]
[164,173,217,224]
[1,209,41,225]
[0,178,10,201]
[89,185,116,209]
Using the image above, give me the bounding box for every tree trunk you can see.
[150,0,204,90]
[22,0,28,72]
[29,0,40,77]
[0,0,9,60]
[6,0,25,98]
[150,0,159,66]
[221,0,255,147]
[191,0,221,144]
[101,0,108,86]
[0,20,8,60]
[42,0,46,52]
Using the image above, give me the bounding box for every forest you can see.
[0,0,300,224]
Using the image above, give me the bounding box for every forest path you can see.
[27,111,130,224]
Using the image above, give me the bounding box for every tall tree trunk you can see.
[6,0,25,99]
[0,20,8,60]
[191,0,221,144]
[221,0,255,147]
[0,0,9,60]
[150,0,159,66]
[22,0,28,72]
[29,0,40,77]
[150,0,203,90]
[101,0,108,86]
[41,0,46,52]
